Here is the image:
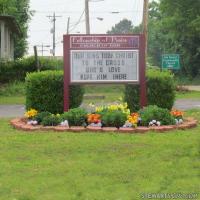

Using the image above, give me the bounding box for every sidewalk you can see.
[181,85,200,91]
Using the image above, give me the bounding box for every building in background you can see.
[0,15,20,60]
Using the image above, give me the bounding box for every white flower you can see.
[60,120,69,127]
[175,119,179,125]
[156,121,161,126]
[149,121,153,126]
[89,122,102,127]
[152,120,156,124]
[178,119,183,124]
[27,120,38,125]
[123,121,132,128]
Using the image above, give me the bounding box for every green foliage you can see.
[107,19,134,34]
[0,81,25,96]
[101,110,127,128]
[148,0,200,77]
[0,0,32,58]
[25,70,84,114]
[147,69,176,109]
[0,57,63,83]
[41,114,62,126]
[61,108,87,126]
[124,68,176,111]
[34,111,51,123]
[139,105,175,126]
[124,85,140,113]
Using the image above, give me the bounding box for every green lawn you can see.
[175,91,200,99]
[0,110,199,200]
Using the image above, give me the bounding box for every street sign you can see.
[162,54,180,70]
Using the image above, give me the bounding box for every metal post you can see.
[67,17,70,34]
[33,46,40,71]
[53,12,56,56]
[85,0,90,34]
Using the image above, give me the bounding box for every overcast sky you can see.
[27,0,144,56]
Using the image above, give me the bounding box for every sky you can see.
[27,0,144,56]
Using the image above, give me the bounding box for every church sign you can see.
[63,34,146,111]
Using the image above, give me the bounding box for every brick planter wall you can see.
[10,118,198,134]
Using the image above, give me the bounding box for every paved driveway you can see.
[1,99,200,118]
[0,105,25,118]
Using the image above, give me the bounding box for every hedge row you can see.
[0,57,63,83]
[124,69,176,111]
[26,70,84,114]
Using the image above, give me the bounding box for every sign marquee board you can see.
[70,50,139,83]
[63,34,146,111]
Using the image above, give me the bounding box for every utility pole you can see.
[47,12,62,56]
[85,0,90,34]
[142,0,149,58]
[67,17,70,34]
[37,44,50,56]
[33,46,40,71]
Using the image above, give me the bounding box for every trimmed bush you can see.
[41,114,62,126]
[0,56,63,83]
[26,70,84,114]
[101,110,127,128]
[139,105,175,126]
[34,111,51,123]
[124,68,176,111]
[61,108,87,126]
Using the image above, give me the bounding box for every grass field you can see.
[0,109,199,200]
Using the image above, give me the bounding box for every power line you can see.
[69,9,85,33]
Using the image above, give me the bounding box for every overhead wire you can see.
[69,9,85,33]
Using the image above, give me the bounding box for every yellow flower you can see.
[95,106,104,112]
[25,108,38,118]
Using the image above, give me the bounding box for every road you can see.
[1,99,200,118]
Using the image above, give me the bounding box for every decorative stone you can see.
[10,117,198,134]
[69,126,86,132]
[21,124,34,131]
[177,124,190,130]
[87,126,102,132]
[54,126,69,132]
[135,127,149,133]
[41,126,55,131]
[102,127,118,132]
[118,127,136,133]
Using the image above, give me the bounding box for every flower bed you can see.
[10,104,198,134]
[10,117,197,133]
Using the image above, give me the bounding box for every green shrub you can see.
[61,108,87,126]
[26,70,84,114]
[0,56,63,83]
[41,114,62,126]
[139,105,175,126]
[34,111,51,123]
[124,68,176,111]
[0,81,25,96]
[101,110,127,128]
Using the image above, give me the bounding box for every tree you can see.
[107,19,134,34]
[0,0,32,58]
[148,0,200,77]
